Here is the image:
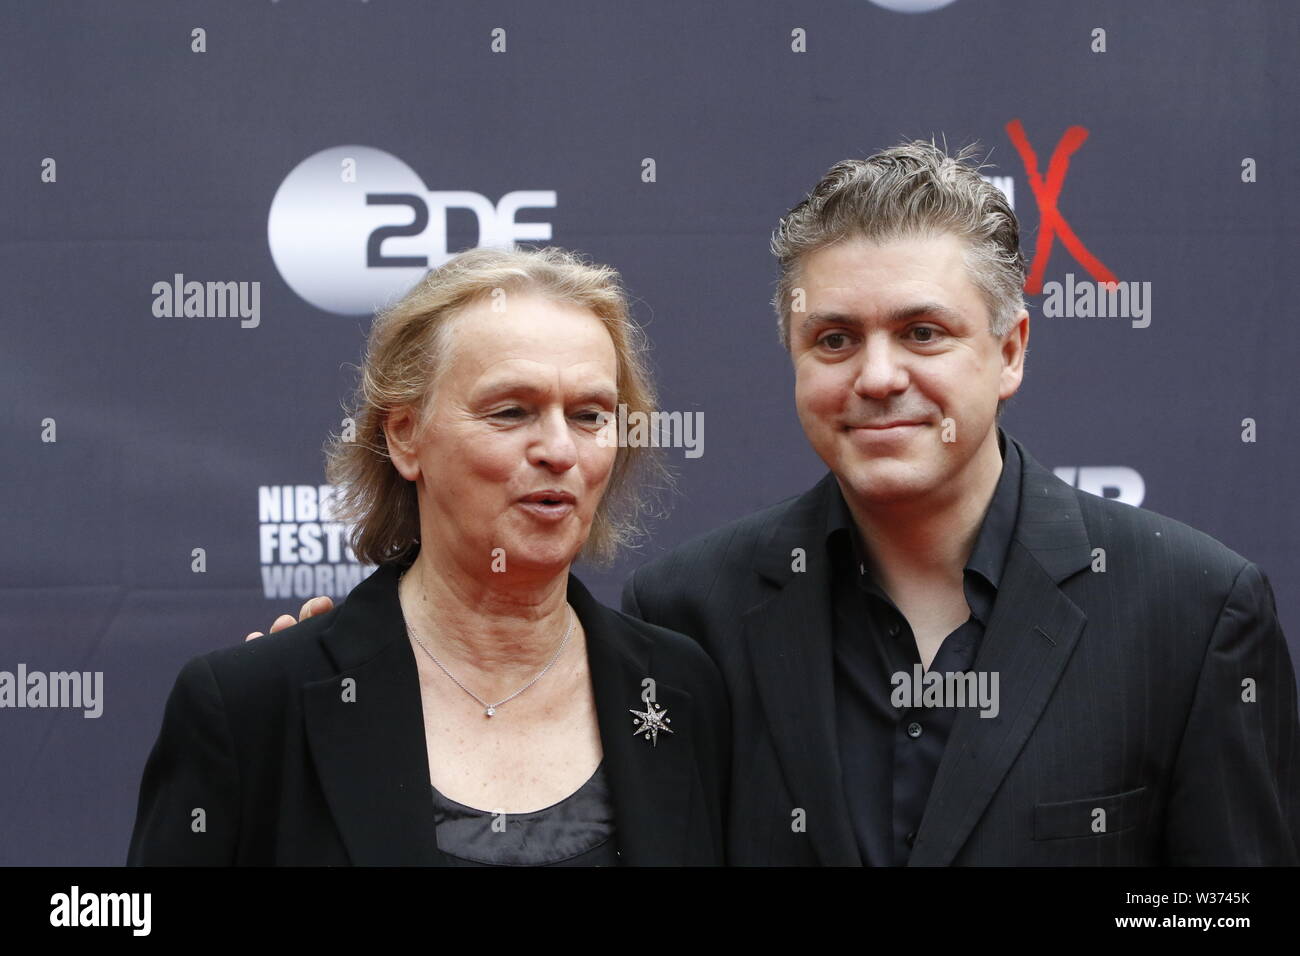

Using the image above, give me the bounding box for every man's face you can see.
[790,233,1026,509]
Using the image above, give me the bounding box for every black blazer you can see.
[623,433,1300,865]
[128,558,730,866]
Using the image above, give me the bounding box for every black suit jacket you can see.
[128,559,729,866]
[623,434,1300,865]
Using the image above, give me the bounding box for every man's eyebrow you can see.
[799,312,861,336]
[799,302,964,336]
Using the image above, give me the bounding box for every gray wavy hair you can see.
[324,245,668,569]
[770,138,1027,350]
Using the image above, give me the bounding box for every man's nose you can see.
[852,336,909,398]
[529,408,578,471]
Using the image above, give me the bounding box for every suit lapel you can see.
[304,560,446,866]
[306,562,702,866]
[909,438,1092,865]
[572,575,699,865]
[745,475,862,866]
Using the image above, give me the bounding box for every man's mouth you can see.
[844,420,928,430]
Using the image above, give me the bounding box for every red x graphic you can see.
[1005,119,1118,295]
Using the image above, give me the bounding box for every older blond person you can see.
[128,247,728,866]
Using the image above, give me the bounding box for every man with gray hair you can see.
[622,139,1299,865]
[262,140,1300,865]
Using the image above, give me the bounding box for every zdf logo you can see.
[267,145,555,315]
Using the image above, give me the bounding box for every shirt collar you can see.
[824,427,1022,595]
[966,428,1021,591]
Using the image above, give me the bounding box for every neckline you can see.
[430,759,606,815]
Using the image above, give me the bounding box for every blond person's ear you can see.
[384,404,425,482]
[244,596,335,642]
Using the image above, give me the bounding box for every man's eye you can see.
[573,410,604,423]
[819,332,851,350]
[493,407,526,419]
[910,326,942,344]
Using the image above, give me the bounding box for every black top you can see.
[431,761,619,866]
[127,553,731,866]
[828,430,1022,865]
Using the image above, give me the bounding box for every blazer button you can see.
[906,721,923,739]
[905,830,917,847]
[888,622,901,638]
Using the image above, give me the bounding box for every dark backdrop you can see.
[3,0,1296,865]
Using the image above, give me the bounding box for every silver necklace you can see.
[399,570,576,718]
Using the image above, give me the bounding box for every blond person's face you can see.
[789,233,1026,508]
[388,294,620,579]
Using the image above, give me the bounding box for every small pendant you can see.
[485,706,496,717]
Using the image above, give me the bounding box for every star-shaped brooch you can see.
[629,701,674,746]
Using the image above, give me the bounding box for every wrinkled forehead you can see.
[433,297,620,395]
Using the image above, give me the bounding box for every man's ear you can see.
[998,309,1030,401]
[384,405,422,481]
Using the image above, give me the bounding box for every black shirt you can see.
[828,430,1022,865]
[431,760,619,866]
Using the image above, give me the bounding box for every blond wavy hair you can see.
[325,246,667,568]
